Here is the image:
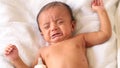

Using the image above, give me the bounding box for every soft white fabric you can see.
[115,1,120,68]
[34,57,46,68]
[0,0,118,68]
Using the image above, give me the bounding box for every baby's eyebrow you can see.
[43,22,50,26]
[55,17,63,21]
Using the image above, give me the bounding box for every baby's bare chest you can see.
[42,42,88,68]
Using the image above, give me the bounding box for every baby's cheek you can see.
[44,34,50,41]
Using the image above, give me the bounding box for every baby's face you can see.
[38,6,75,44]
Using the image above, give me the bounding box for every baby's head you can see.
[37,1,76,44]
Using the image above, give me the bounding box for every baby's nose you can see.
[51,23,59,31]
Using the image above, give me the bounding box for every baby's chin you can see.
[49,37,65,44]
[48,35,71,45]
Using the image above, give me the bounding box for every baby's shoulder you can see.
[38,46,49,57]
[71,34,85,42]
[39,46,53,53]
[39,46,48,52]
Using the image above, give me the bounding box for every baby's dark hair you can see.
[37,1,75,32]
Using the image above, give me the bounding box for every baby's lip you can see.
[51,33,63,39]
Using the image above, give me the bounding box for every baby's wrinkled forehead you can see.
[40,5,69,16]
[42,2,66,11]
[44,2,67,10]
[39,2,70,17]
[37,1,74,21]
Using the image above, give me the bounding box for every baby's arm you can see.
[81,0,112,47]
[4,44,30,68]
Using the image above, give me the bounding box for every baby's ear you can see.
[40,32,43,36]
[71,20,76,31]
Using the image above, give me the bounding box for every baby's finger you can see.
[8,44,15,47]
[4,46,14,54]
[9,44,16,49]
[5,47,13,53]
[98,0,101,5]
[91,0,96,6]
[94,0,97,5]
[100,0,104,6]
[94,0,100,6]
[4,50,10,55]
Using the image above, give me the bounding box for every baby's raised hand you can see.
[91,0,105,12]
[4,44,19,61]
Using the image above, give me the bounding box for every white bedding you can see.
[116,1,120,68]
[0,0,118,68]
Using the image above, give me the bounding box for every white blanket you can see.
[0,0,118,68]
[116,1,120,68]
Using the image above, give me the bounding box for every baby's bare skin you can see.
[39,35,88,68]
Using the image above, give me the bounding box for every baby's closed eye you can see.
[43,23,50,29]
[57,20,64,25]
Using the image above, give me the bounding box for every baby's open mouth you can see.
[51,33,63,39]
